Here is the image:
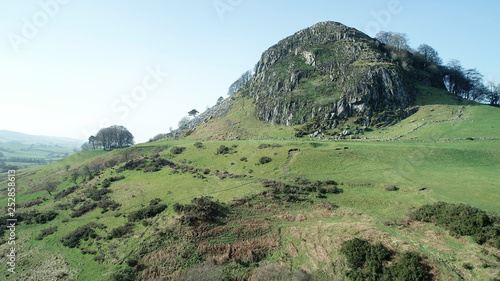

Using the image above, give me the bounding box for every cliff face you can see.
[243,21,438,132]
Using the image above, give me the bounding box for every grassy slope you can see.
[1,91,499,280]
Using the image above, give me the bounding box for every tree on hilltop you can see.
[188,109,199,117]
[227,70,252,96]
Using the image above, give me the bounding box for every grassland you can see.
[0,91,499,280]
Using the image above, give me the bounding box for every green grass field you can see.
[0,91,499,280]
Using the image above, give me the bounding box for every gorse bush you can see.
[61,223,105,248]
[409,202,500,249]
[340,238,429,281]
[215,145,230,155]
[19,210,58,225]
[258,157,272,164]
[171,146,186,154]
[174,196,226,226]
[70,201,97,218]
[54,186,78,200]
[84,186,112,201]
[128,199,167,222]
[36,226,57,240]
[108,223,134,239]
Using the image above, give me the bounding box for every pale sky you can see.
[1,1,499,143]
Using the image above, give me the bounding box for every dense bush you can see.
[108,223,134,239]
[70,201,97,218]
[174,196,226,226]
[108,175,125,182]
[128,199,167,222]
[122,158,147,171]
[19,210,58,225]
[36,226,57,240]
[171,146,186,154]
[259,157,272,164]
[54,186,79,200]
[340,238,429,281]
[215,145,230,155]
[388,251,430,281]
[409,202,500,248]
[97,197,121,213]
[143,158,177,173]
[194,142,205,149]
[84,186,112,201]
[61,223,105,248]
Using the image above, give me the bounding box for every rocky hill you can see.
[169,21,445,139]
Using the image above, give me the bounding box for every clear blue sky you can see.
[1,0,498,143]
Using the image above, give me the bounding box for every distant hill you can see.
[0,130,84,171]
[0,130,84,147]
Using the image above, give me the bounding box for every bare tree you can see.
[42,182,59,196]
[416,44,442,65]
[376,31,410,50]
[178,116,191,128]
[227,70,252,96]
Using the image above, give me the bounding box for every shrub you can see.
[215,145,230,155]
[108,223,134,239]
[259,157,272,164]
[339,238,430,280]
[409,202,500,249]
[84,186,112,201]
[98,197,121,213]
[240,157,248,162]
[54,186,78,200]
[19,210,58,225]
[194,142,205,149]
[108,175,125,182]
[128,200,167,222]
[61,223,104,248]
[176,196,226,226]
[171,146,186,154]
[340,238,371,269]
[36,226,57,240]
[70,201,97,218]
[388,251,429,281]
[101,178,111,188]
[122,158,147,170]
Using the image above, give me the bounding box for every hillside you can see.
[1,22,499,281]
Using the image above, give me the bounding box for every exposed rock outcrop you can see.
[241,21,442,132]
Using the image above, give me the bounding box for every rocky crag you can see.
[168,21,444,138]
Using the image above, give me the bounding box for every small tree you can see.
[42,182,59,196]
